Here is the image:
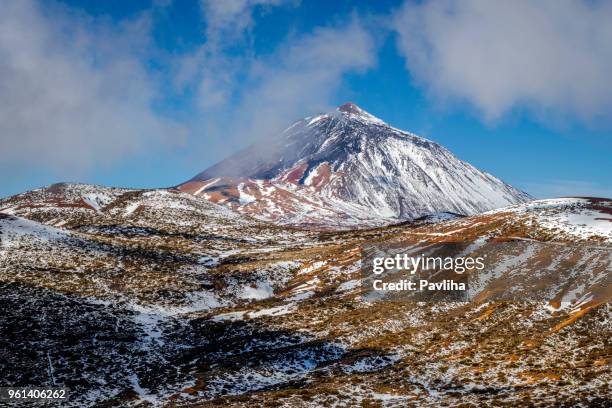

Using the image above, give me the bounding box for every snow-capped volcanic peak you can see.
[182,103,531,228]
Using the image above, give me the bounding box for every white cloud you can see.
[0,0,376,183]
[178,2,376,157]
[201,0,288,45]
[176,0,293,110]
[0,0,182,173]
[238,18,376,140]
[393,0,612,124]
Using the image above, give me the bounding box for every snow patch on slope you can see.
[0,214,68,249]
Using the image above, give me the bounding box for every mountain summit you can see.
[180,103,531,228]
[336,102,386,124]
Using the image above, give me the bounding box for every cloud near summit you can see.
[0,0,376,176]
[175,1,376,158]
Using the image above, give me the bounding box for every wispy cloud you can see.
[177,2,376,158]
[392,0,612,125]
[236,18,375,140]
[0,0,375,179]
[176,0,294,110]
[0,0,183,174]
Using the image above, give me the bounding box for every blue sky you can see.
[1,0,611,199]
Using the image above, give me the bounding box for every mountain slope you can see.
[1,193,610,406]
[181,103,531,228]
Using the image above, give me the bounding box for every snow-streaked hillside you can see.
[484,197,612,241]
[0,189,610,406]
[181,103,531,228]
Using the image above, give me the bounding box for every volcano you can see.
[179,103,531,228]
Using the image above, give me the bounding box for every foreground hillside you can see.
[0,184,610,406]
